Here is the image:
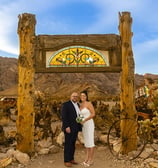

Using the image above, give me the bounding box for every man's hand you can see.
[65,127,71,133]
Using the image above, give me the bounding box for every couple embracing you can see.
[61,91,95,167]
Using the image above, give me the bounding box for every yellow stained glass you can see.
[48,46,109,67]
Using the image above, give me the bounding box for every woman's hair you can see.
[80,90,89,101]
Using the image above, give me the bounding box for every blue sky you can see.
[0,0,158,75]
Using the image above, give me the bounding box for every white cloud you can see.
[134,39,158,61]
[0,0,67,55]
[0,3,19,55]
[134,39,158,74]
[0,0,158,74]
[135,64,158,75]
[79,0,142,34]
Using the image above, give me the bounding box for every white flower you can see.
[76,114,84,123]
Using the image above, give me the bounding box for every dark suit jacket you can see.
[61,100,82,132]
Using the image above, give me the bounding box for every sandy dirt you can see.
[7,145,141,168]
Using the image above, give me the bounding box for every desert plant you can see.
[138,91,158,142]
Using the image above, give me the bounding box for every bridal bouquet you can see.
[76,114,84,123]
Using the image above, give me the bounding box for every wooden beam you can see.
[16,13,36,154]
[119,11,137,153]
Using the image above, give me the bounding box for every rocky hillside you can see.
[0,56,157,100]
[0,57,18,91]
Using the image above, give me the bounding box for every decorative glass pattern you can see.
[48,46,109,67]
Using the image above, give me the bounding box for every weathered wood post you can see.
[16,13,36,153]
[119,12,137,153]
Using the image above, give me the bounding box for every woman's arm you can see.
[82,102,95,123]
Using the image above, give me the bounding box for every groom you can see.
[61,92,82,167]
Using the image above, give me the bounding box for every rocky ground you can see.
[0,111,158,168]
[0,97,158,168]
[0,143,156,168]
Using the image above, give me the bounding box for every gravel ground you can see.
[7,145,146,168]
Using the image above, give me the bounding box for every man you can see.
[61,92,82,167]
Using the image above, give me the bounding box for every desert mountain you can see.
[0,56,157,100]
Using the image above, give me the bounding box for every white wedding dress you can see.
[80,108,95,148]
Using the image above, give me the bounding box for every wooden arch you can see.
[16,12,136,153]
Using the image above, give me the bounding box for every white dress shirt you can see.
[71,101,80,116]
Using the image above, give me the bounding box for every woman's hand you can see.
[81,119,86,124]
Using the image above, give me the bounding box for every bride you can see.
[79,90,95,167]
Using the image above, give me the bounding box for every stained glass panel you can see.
[48,46,109,67]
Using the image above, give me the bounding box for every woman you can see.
[79,90,95,167]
